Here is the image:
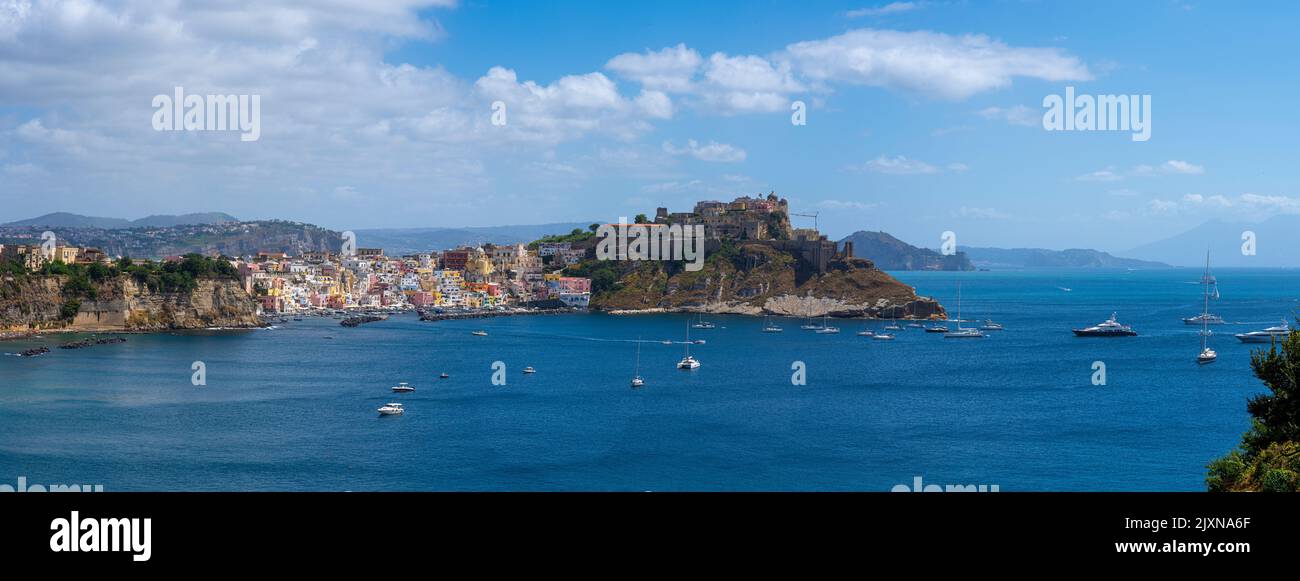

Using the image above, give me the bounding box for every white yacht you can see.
[815,315,840,334]
[762,316,784,333]
[1195,252,1217,364]
[631,339,645,388]
[471,330,488,336]
[1235,320,1291,343]
[390,382,415,393]
[856,328,875,337]
[522,366,536,374]
[1072,313,1138,337]
[978,320,1004,331]
[677,323,701,369]
[944,285,984,339]
[691,314,716,329]
[872,333,895,341]
[377,403,405,416]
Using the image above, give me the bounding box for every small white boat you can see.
[691,315,715,329]
[391,382,415,392]
[978,320,1003,331]
[631,339,645,388]
[439,373,449,379]
[856,329,874,337]
[907,322,924,328]
[944,285,984,338]
[377,403,405,416]
[762,316,783,333]
[522,366,536,374]
[925,325,949,334]
[872,333,895,341]
[661,339,674,345]
[693,339,706,344]
[471,330,488,336]
[884,323,903,331]
[678,323,700,369]
[1197,347,1217,365]
[814,315,839,334]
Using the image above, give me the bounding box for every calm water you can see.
[2,268,1298,491]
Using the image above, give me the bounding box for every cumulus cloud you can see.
[662,139,747,162]
[847,2,923,18]
[1078,161,1206,181]
[850,155,941,175]
[784,29,1091,100]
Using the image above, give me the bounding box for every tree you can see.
[588,223,600,233]
[634,214,648,224]
[1207,325,1300,491]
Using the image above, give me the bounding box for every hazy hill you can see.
[838,231,974,271]
[353,222,593,255]
[962,247,1170,269]
[4,212,239,229]
[1125,216,1300,267]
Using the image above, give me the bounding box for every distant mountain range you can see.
[3,212,240,229]
[962,247,1169,269]
[1125,215,1300,267]
[839,231,974,271]
[353,223,594,255]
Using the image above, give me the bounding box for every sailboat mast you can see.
[1201,251,1210,349]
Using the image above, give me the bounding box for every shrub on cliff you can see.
[1207,325,1300,492]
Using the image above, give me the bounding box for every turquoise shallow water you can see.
[1,268,1297,491]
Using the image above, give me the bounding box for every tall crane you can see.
[790,211,819,232]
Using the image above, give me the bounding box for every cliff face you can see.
[0,275,260,331]
[575,242,945,318]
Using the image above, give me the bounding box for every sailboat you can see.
[883,311,902,331]
[691,313,715,329]
[1184,257,1223,325]
[631,338,645,387]
[945,283,984,338]
[1197,252,1218,364]
[677,322,700,369]
[815,315,840,334]
[762,315,783,333]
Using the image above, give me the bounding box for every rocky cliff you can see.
[0,275,261,332]
[568,242,945,318]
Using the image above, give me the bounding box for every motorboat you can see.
[872,333,895,341]
[978,320,1004,331]
[471,330,488,336]
[1235,320,1291,343]
[439,372,450,379]
[1072,313,1137,337]
[391,382,415,392]
[522,366,536,374]
[377,403,405,416]
[924,325,949,334]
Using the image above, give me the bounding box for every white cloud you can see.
[605,44,702,92]
[1079,161,1206,181]
[978,105,1039,127]
[853,155,938,175]
[662,139,747,163]
[847,3,923,18]
[957,206,1011,220]
[818,199,879,210]
[784,29,1091,100]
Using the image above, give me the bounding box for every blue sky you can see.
[2,0,1299,253]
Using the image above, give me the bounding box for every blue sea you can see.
[2,268,1298,491]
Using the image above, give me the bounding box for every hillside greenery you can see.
[1207,325,1300,492]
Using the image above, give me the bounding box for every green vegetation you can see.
[1207,326,1300,492]
[2,254,238,298]
[527,228,596,250]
